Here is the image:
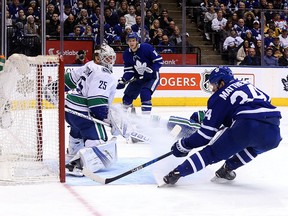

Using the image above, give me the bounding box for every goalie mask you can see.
[94,43,116,71]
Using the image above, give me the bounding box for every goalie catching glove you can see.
[171,138,191,157]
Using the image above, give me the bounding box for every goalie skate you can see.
[65,160,84,177]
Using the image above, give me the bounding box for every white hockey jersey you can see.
[65,61,117,113]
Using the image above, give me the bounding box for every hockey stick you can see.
[123,76,143,85]
[82,125,182,184]
[82,151,173,184]
[65,107,152,141]
[65,108,110,127]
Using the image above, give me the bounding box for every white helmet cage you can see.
[96,43,116,70]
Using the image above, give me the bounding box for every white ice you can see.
[0,106,287,216]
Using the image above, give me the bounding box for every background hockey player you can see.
[116,32,163,114]
[163,66,282,185]
[64,43,117,176]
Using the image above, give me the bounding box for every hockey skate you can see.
[65,159,84,177]
[211,163,236,183]
[163,169,181,185]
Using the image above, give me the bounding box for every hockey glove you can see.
[171,138,191,157]
[190,110,206,124]
[90,105,108,121]
[116,77,126,89]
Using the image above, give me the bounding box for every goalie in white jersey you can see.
[65,43,118,176]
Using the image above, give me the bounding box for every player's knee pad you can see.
[68,135,85,156]
[79,138,117,173]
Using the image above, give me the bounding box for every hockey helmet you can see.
[126,32,139,42]
[209,66,235,86]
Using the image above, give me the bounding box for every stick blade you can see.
[169,125,182,138]
[82,167,107,184]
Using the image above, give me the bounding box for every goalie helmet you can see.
[94,43,116,71]
[209,66,234,86]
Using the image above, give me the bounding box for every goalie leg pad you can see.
[67,135,85,156]
[84,139,106,148]
[79,138,117,173]
[130,131,151,143]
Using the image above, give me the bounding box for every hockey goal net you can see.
[0,54,65,184]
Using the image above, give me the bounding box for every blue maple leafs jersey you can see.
[122,43,163,81]
[184,79,281,149]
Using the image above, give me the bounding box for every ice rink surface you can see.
[1,106,287,216]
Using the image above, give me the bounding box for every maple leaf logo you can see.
[282,75,288,91]
[134,60,153,75]
[16,76,34,97]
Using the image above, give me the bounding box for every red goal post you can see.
[0,54,65,184]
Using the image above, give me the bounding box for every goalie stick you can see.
[65,108,110,127]
[82,125,182,184]
[65,107,152,142]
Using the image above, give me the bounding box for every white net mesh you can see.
[0,54,62,184]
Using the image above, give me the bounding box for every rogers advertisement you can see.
[158,73,201,90]
[46,40,94,64]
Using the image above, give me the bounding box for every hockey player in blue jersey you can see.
[64,43,118,176]
[163,66,282,185]
[116,32,163,114]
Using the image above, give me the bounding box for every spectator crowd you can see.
[6,0,194,57]
[193,0,288,66]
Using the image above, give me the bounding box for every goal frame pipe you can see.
[58,56,66,183]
